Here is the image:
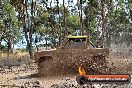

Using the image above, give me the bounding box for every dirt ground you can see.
[0,63,77,88]
[0,48,132,88]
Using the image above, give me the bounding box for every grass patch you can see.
[0,51,32,67]
[0,51,29,59]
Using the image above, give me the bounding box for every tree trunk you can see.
[63,0,67,38]
[24,27,30,51]
[106,31,111,47]
[7,40,12,55]
[57,0,61,45]
[80,0,83,35]
[23,0,30,52]
[23,0,33,59]
[29,22,33,59]
[45,36,48,50]
[0,41,2,51]
[100,0,105,47]
[28,0,34,59]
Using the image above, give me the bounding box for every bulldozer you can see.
[34,35,110,76]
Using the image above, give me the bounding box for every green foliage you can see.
[0,0,21,49]
[67,15,80,32]
[1,0,131,50]
[0,45,8,52]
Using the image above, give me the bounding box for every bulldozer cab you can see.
[61,36,88,49]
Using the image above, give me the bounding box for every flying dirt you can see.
[34,36,112,76]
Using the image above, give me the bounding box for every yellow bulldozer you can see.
[34,36,110,76]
